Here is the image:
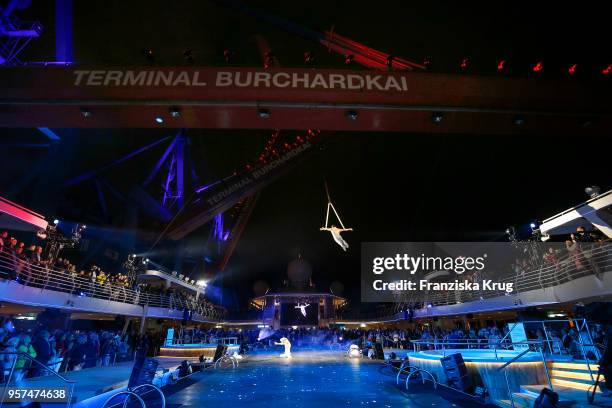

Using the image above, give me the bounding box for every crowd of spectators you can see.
[200,322,607,362]
[0,229,224,319]
[1,318,607,384]
[0,319,149,383]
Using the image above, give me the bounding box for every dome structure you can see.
[287,256,312,290]
[253,280,270,296]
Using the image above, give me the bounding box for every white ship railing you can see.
[0,250,223,320]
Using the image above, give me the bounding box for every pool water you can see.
[163,349,484,408]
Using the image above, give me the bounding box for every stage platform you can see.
[159,342,240,358]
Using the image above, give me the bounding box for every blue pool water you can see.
[164,349,482,408]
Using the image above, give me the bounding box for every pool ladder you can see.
[101,384,166,408]
[214,354,240,369]
[395,360,438,390]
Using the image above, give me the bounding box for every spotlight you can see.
[359,323,366,328]
[568,64,577,75]
[196,280,207,287]
[512,115,525,126]
[258,108,271,119]
[497,60,506,72]
[432,112,443,123]
[427,303,433,308]
[460,57,470,70]
[155,116,164,124]
[530,222,537,229]
[602,64,611,75]
[585,186,601,198]
[53,219,59,225]
[532,61,543,73]
[169,107,181,118]
[80,108,92,118]
[345,110,358,121]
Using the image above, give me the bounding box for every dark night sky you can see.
[1,1,610,309]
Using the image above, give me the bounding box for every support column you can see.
[55,0,74,63]
[175,135,185,209]
[580,209,612,238]
[121,318,131,336]
[139,305,148,335]
[324,296,332,319]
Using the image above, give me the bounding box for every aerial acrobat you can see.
[320,182,354,251]
[295,302,310,317]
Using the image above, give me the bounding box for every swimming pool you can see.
[163,349,479,408]
[411,348,543,362]
[405,348,549,404]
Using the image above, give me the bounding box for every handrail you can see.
[411,339,543,351]
[496,348,532,371]
[338,242,611,321]
[410,340,552,406]
[395,360,413,384]
[0,249,224,320]
[0,351,76,384]
[130,384,166,408]
[101,390,146,408]
[0,351,76,408]
[405,368,437,390]
[340,242,611,315]
[500,322,518,344]
[214,354,238,369]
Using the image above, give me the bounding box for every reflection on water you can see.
[165,349,478,407]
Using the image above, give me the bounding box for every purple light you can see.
[195,180,222,194]
[213,213,229,242]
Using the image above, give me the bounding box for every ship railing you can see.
[0,250,223,320]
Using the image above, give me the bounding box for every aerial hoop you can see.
[320,181,353,251]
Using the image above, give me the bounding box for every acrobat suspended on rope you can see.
[295,302,309,317]
[320,182,353,251]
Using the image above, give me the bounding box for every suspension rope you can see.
[323,181,346,229]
